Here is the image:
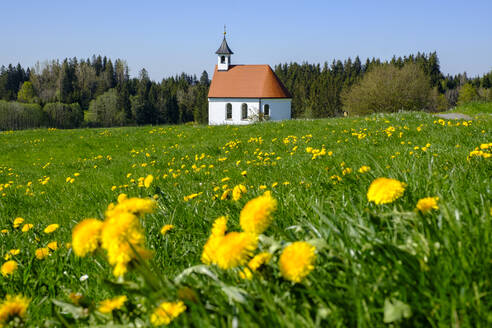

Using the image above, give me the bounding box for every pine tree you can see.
[200,70,209,86]
[59,60,73,103]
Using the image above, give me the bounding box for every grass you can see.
[447,101,492,115]
[0,105,491,327]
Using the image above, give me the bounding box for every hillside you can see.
[0,110,491,326]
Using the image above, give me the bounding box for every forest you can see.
[0,53,491,130]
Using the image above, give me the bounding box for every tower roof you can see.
[208,65,292,98]
[215,37,234,55]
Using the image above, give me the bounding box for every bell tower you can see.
[216,26,233,71]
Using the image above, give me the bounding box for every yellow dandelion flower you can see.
[248,252,272,271]
[47,241,58,251]
[416,196,439,214]
[239,191,277,234]
[239,267,253,280]
[241,170,247,176]
[160,224,174,235]
[201,217,228,265]
[21,224,33,232]
[214,232,258,269]
[232,184,247,201]
[150,301,186,326]
[98,295,127,314]
[358,165,371,174]
[342,167,352,175]
[1,229,7,234]
[9,250,20,256]
[106,197,156,218]
[44,224,59,234]
[117,193,128,203]
[1,261,18,277]
[35,248,50,260]
[72,218,103,257]
[279,241,316,283]
[183,192,202,201]
[101,212,149,277]
[144,174,154,188]
[220,189,230,200]
[210,216,228,237]
[13,217,24,229]
[0,295,30,325]
[367,178,406,205]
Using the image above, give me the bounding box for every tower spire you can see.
[216,27,233,71]
[215,29,233,55]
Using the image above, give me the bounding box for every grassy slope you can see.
[448,101,492,115]
[0,108,491,327]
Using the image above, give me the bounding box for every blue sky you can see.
[1,0,491,81]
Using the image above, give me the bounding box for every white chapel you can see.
[208,32,292,125]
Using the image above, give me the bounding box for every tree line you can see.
[0,55,209,130]
[274,52,491,118]
[0,53,490,130]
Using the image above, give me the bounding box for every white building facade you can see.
[208,33,292,125]
[208,98,291,125]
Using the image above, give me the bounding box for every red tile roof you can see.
[208,65,292,98]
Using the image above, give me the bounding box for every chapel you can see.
[208,31,292,125]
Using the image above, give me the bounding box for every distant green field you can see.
[0,108,491,327]
[448,101,492,115]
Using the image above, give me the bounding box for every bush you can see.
[88,89,126,127]
[0,100,45,130]
[17,81,38,103]
[342,63,432,115]
[477,87,492,102]
[428,87,449,112]
[43,102,83,129]
[457,83,479,105]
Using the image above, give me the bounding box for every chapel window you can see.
[226,103,232,119]
[241,103,248,120]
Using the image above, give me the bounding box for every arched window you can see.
[226,103,232,119]
[241,103,248,119]
[221,56,226,64]
[264,104,270,117]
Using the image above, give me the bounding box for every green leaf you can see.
[174,264,219,284]
[383,298,412,323]
[306,238,328,250]
[52,299,89,320]
[220,285,248,304]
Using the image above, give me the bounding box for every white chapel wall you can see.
[208,98,292,125]
[260,98,291,121]
[208,98,260,125]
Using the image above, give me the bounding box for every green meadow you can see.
[0,107,491,327]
